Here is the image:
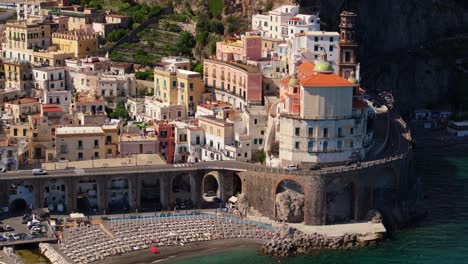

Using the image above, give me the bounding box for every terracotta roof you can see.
[6,98,39,105]
[188,127,203,131]
[300,72,353,87]
[280,76,291,86]
[43,105,62,113]
[296,61,316,78]
[290,17,301,21]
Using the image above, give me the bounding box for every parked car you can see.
[0,226,5,232]
[285,164,299,171]
[32,169,47,175]
[309,165,321,171]
[0,236,7,242]
[5,225,14,232]
[6,233,20,240]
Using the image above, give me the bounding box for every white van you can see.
[285,164,299,171]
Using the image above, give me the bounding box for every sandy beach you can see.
[96,239,264,264]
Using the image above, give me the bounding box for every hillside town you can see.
[0,0,378,172]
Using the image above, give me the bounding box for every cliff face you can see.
[302,0,468,112]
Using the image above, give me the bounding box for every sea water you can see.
[171,147,468,264]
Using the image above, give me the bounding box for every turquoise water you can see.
[172,148,468,264]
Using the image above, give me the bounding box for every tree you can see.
[193,62,204,74]
[109,104,129,119]
[210,19,224,35]
[255,149,267,164]
[175,32,196,57]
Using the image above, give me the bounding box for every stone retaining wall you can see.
[39,243,71,264]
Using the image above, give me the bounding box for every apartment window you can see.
[94,139,99,148]
[323,141,328,152]
[314,45,319,51]
[350,127,355,135]
[314,37,319,42]
[323,128,328,138]
[195,136,200,145]
[177,111,181,117]
[189,83,193,90]
[209,127,213,134]
[78,140,83,149]
[13,128,17,136]
[180,82,185,88]
[254,139,258,144]
[78,152,83,160]
[350,140,354,148]
[295,142,300,149]
[254,119,258,125]
[261,130,264,135]
[330,37,334,42]
[295,127,300,136]
[338,127,343,137]
[259,138,263,145]
[107,149,112,154]
[60,145,67,154]
[329,45,334,52]
[179,134,187,142]
[106,136,112,144]
[337,141,343,149]
[7,150,13,158]
[94,152,99,158]
[308,127,314,137]
[172,80,176,87]
[307,141,313,152]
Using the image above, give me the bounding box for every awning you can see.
[228,196,238,203]
[69,213,85,220]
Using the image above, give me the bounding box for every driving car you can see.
[285,164,299,171]
[32,169,47,175]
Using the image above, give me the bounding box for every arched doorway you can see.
[9,199,27,215]
[275,179,304,223]
[172,174,192,209]
[202,174,219,203]
[108,178,130,213]
[141,177,161,212]
[44,180,66,213]
[77,179,98,213]
[233,174,242,195]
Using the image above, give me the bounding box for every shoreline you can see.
[96,238,265,264]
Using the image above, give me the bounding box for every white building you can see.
[252,5,320,41]
[159,56,191,71]
[16,1,46,21]
[289,31,340,74]
[271,56,373,165]
[42,90,72,113]
[138,96,187,122]
[32,66,66,91]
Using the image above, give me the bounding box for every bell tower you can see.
[338,11,358,79]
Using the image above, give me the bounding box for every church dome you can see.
[314,51,334,73]
[314,61,334,73]
[288,73,299,86]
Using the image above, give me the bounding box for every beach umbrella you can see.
[149,247,159,254]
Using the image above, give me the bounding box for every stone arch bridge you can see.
[0,155,414,226]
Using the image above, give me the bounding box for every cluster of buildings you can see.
[0,3,376,171]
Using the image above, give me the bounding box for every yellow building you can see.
[3,60,33,92]
[5,21,51,52]
[102,124,119,158]
[32,49,75,66]
[154,68,205,116]
[55,126,105,161]
[9,123,33,139]
[52,30,98,58]
[261,37,285,58]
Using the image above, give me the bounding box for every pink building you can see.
[216,34,262,62]
[203,59,263,107]
[119,133,159,157]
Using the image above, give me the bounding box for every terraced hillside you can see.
[110,19,183,65]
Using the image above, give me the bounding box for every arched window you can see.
[345,51,351,63]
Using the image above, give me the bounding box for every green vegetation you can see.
[162,20,182,33]
[108,104,129,119]
[255,149,267,164]
[208,0,224,18]
[192,62,204,74]
[164,13,191,22]
[107,28,130,42]
[16,249,51,264]
[175,32,196,57]
[135,70,154,81]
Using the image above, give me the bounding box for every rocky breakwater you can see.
[259,211,386,257]
[39,243,71,264]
